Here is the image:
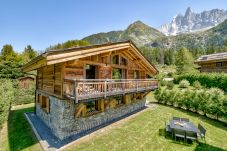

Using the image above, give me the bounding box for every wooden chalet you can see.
[18,75,35,89]
[22,40,158,140]
[195,52,227,73]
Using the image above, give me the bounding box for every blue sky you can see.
[0,0,226,52]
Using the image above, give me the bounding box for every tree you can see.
[164,49,175,65]
[22,45,37,62]
[207,43,216,54]
[46,40,90,50]
[175,47,198,74]
[0,44,16,61]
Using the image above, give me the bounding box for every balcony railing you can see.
[63,78,158,103]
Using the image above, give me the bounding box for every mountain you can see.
[82,21,165,46]
[159,7,227,36]
[151,19,227,50]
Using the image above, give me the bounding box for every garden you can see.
[155,75,227,122]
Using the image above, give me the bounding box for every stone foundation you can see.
[36,93,146,140]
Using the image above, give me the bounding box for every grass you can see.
[1,99,227,151]
[66,99,227,150]
[0,103,41,151]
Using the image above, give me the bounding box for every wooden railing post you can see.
[136,80,138,91]
[75,81,78,103]
[104,80,107,98]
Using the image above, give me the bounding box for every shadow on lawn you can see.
[7,107,38,151]
[159,128,225,150]
[194,143,226,151]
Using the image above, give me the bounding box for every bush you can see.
[154,86,227,120]
[166,81,174,89]
[0,79,35,128]
[12,80,35,105]
[0,79,15,128]
[192,81,202,89]
[179,79,190,88]
[175,73,227,91]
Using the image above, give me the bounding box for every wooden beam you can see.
[75,103,86,118]
[47,47,130,65]
[130,44,157,74]
[23,58,47,72]
[123,94,131,105]
[47,43,130,61]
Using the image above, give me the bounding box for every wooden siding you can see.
[36,48,156,99]
[37,63,63,97]
[199,61,227,73]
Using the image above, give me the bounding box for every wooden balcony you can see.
[63,79,158,103]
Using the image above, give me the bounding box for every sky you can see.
[0,0,226,52]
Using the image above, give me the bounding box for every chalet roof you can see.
[21,40,158,75]
[18,75,35,80]
[195,52,227,63]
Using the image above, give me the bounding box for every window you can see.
[146,74,152,79]
[86,101,100,116]
[38,95,50,113]
[121,57,127,66]
[86,64,96,79]
[112,55,119,64]
[115,96,123,106]
[216,62,223,67]
[112,68,122,79]
[223,61,227,67]
[134,70,139,79]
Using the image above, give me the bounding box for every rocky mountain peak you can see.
[159,7,227,35]
[185,7,193,16]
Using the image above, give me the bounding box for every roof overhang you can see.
[21,41,158,75]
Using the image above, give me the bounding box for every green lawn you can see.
[1,101,227,151]
[67,104,227,151]
[0,104,41,151]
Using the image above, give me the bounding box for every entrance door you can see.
[86,65,96,79]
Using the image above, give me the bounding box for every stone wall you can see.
[36,93,146,140]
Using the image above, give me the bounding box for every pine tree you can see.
[175,47,198,74]
[23,45,37,61]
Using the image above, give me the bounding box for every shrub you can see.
[179,79,190,88]
[174,73,227,91]
[0,79,35,128]
[166,81,174,89]
[192,81,202,89]
[154,86,227,121]
[13,80,35,105]
[0,79,15,128]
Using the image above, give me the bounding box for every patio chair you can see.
[181,118,189,122]
[174,129,185,142]
[165,121,172,137]
[197,124,206,144]
[173,117,180,121]
[186,131,198,143]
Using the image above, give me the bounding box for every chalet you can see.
[195,52,227,73]
[18,75,35,89]
[22,41,158,140]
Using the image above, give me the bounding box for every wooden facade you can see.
[18,76,35,89]
[195,52,227,73]
[22,41,158,118]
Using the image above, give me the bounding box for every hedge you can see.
[154,86,227,120]
[174,73,227,91]
[0,79,14,128]
[0,79,35,128]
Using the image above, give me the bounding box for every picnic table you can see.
[169,119,199,133]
